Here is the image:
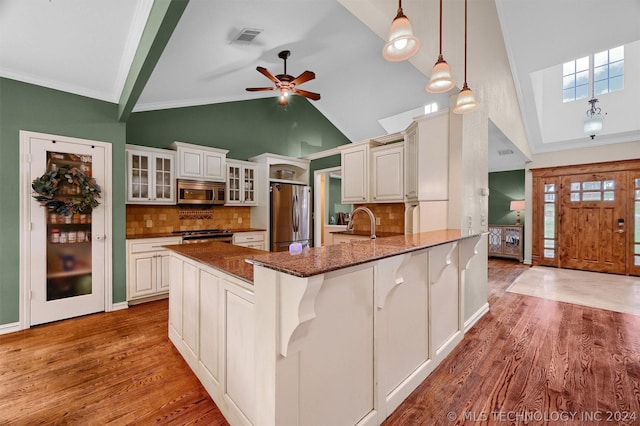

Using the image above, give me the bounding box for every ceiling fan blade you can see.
[290,70,315,86]
[293,88,321,101]
[256,66,280,84]
[246,87,275,92]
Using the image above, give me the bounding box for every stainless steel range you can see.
[174,229,234,244]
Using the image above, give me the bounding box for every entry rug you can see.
[507,266,640,316]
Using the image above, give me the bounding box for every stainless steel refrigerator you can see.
[270,182,312,252]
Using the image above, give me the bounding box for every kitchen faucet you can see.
[347,206,376,239]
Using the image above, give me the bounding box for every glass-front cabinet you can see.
[226,159,257,206]
[126,144,175,204]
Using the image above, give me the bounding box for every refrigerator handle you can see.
[293,193,299,233]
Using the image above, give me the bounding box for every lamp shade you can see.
[584,115,603,138]
[383,13,420,62]
[510,200,525,211]
[425,55,455,93]
[453,84,480,114]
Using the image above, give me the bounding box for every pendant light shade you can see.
[383,0,420,62]
[425,0,455,93]
[453,0,479,114]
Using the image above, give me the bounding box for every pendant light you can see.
[425,0,455,93]
[383,0,420,62]
[584,75,605,139]
[453,0,480,114]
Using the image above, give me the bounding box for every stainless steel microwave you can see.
[176,179,225,205]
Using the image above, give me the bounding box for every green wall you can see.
[0,79,350,326]
[127,95,350,160]
[488,169,526,225]
[0,78,127,325]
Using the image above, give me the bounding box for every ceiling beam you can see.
[117,0,189,122]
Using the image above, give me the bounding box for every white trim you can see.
[111,301,129,311]
[19,130,113,331]
[464,302,489,333]
[302,146,343,161]
[0,322,22,335]
[313,166,342,248]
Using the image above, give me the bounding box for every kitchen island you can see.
[166,229,485,426]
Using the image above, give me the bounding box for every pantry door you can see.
[25,133,109,326]
[559,172,627,274]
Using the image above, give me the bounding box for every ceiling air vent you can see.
[497,149,514,156]
[232,28,262,44]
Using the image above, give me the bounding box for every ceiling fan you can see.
[246,50,321,106]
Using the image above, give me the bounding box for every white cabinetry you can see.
[404,111,450,202]
[340,142,372,204]
[171,141,228,181]
[232,231,266,250]
[126,236,182,302]
[226,160,258,206]
[126,145,176,204]
[371,143,404,202]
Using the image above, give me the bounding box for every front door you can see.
[28,136,107,325]
[559,172,627,274]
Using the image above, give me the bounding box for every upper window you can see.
[563,56,589,102]
[594,45,624,95]
[562,46,624,103]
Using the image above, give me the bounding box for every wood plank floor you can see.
[2,259,639,425]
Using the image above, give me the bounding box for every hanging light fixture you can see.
[584,77,605,139]
[383,0,420,62]
[425,0,455,93]
[453,0,479,114]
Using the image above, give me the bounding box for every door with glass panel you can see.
[629,173,640,276]
[559,172,627,274]
[28,136,106,325]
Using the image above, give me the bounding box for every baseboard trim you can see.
[0,321,22,335]
[110,302,129,311]
[464,302,489,333]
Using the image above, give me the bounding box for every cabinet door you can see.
[180,148,204,178]
[243,165,257,205]
[341,146,369,203]
[153,154,175,203]
[404,127,418,201]
[157,252,172,292]
[227,163,242,204]
[371,145,404,202]
[129,252,156,299]
[204,152,225,180]
[127,150,152,202]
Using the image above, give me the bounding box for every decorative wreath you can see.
[32,166,101,216]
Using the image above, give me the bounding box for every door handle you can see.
[614,229,624,233]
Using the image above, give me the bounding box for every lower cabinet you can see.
[232,231,266,250]
[126,236,182,302]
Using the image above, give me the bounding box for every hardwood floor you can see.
[2,259,639,425]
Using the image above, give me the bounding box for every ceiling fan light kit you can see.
[246,50,320,106]
[383,0,420,62]
[453,0,479,114]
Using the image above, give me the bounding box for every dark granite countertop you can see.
[329,230,404,238]
[125,228,267,240]
[164,241,265,283]
[247,229,484,278]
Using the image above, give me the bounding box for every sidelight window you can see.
[543,183,556,258]
[635,179,640,266]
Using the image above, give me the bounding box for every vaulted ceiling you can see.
[1,0,638,171]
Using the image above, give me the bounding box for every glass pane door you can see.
[46,151,93,301]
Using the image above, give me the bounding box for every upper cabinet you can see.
[404,111,450,202]
[226,159,258,206]
[171,141,228,181]
[126,145,176,204]
[340,142,371,203]
[371,143,404,202]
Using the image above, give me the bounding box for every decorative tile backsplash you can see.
[351,203,405,234]
[126,205,251,236]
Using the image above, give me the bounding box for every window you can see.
[594,45,624,95]
[563,56,589,102]
[569,180,615,202]
[423,102,438,114]
[543,183,556,258]
[562,45,624,102]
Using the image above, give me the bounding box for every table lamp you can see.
[510,200,525,224]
